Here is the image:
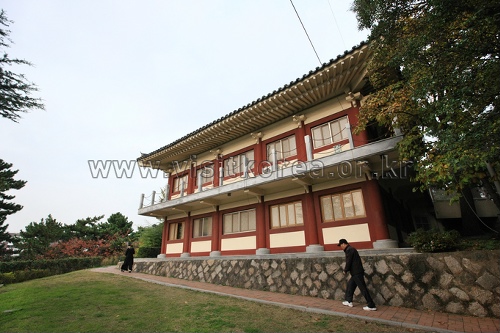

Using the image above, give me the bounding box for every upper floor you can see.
[137,43,404,217]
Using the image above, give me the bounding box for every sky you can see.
[1,0,368,233]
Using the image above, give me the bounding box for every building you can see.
[136,42,427,258]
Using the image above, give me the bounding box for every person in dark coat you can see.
[338,239,377,311]
[121,244,135,273]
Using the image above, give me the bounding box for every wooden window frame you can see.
[196,164,214,187]
[172,173,188,194]
[192,217,212,238]
[270,201,304,229]
[168,222,185,240]
[266,135,297,163]
[311,116,349,150]
[223,150,255,178]
[222,209,256,235]
[320,189,366,222]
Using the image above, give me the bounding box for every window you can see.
[321,189,366,222]
[173,174,188,193]
[223,150,254,177]
[270,201,304,228]
[223,209,256,234]
[193,217,212,238]
[196,164,214,185]
[267,135,296,161]
[168,222,184,240]
[311,116,349,149]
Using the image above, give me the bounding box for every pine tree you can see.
[0,159,26,244]
[1,9,44,122]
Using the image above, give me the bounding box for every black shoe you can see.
[128,270,132,273]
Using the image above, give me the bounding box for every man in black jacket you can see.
[338,239,377,311]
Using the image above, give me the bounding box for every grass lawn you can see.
[0,269,426,333]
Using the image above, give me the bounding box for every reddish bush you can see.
[41,235,126,259]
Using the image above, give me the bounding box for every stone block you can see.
[444,255,463,275]
[389,294,404,307]
[449,287,469,301]
[430,288,451,302]
[401,271,414,284]
[375,259,389,274]
[426,256,445,271]
[421,270,435,284]
[380,285,394,300]
[468,302,487,317]
[394,282,409,297]
[476,271,499,290]
[446,302,465,314]
[389,262,404,275]
[422,293,439,310]
[439,272,454,288]
[469,286,493,304]
[462,257,482,273]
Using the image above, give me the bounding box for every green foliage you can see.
[0,159,27,248]
[0,9,45,122]
[100,255,120,266]
[14,214,67,259]
[13,212,136,260]
[351,0,500,212]
[0,269,50,284]
[134,223,162,258]
[136,247,161,258]
[98,212,134,240]
[136,223,163,248]
[0,257,102,284]
[66,215,104,240]
[407,229,461,253]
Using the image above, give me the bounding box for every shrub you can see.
[100,255,120,266]
[0,257,103,284]
[136,247,161,258]
[0,272,16,284]
[407,228,460,253]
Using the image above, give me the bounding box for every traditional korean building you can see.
[137,42,425,258]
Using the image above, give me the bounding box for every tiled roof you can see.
[138,41,369,162]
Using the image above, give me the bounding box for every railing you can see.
[139,185,169,209]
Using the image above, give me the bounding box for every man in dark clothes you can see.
[338,239,377,311]
[121,244,135,273]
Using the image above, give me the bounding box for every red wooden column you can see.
[213,154,221,188]
[182,213,191,257]
[364,179,390,241]
[210,207,221,256]
[187,163,196,194]
[294,117,308,161]
[255,197,269,254]
[303,186,323,252]
[251,132,263,175]
[160,217,168,256]
[252,133,269,255]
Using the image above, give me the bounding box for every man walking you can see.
[338,239,377,311]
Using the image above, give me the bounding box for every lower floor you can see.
[160,178,423,257]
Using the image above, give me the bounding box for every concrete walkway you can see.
[91,266,500,333]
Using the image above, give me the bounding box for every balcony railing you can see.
[138,135,403,212]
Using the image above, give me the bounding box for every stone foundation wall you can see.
[128,250,500,318]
